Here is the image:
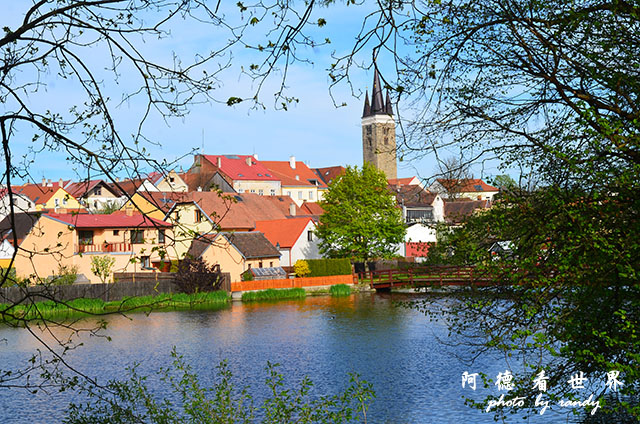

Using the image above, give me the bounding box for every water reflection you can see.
[0,293,588,423]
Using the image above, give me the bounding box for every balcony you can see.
[77,242,133,254]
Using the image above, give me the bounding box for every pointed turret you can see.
[385,90,393,115]
[362,92,371,117]
[370,67,385,114]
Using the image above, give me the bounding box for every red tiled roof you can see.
[64,180,119,198]
[390,185,437,207]
[436,178,498,193]
[45,213,171,228]
[444,200,491,224]
[262,161,327,188]
[12,184,68,205]
[255,217,314,249]
[175,192,303,231]
[313,166,346,186]
[203,155,279,181]
[300,202,324,216]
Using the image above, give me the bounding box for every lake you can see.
[0,292,587,423]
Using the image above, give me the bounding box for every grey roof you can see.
[362,92,371,117]
[187,231,280,260]
[224,231,280,259]
[0,212,41,245]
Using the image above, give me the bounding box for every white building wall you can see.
[290,221,321,264]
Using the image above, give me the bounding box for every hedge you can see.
[306,258,352,277]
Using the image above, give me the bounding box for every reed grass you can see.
[329,284,352,297]
[241,288,306,302]
[0,290,231,322]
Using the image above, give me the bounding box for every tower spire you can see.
[385,90,393,115]
[370,67,385,115]
[362,92,371,117]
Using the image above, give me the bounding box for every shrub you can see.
[50,264,78,285]
[241,269,254,281]
[91,256,115,284]
[306,258,352,277]
[241,288,306,302]
[293,260,311,277]
[174,257,222,294]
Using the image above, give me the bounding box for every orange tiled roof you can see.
[203,155,279,181]
[313,166,346,186]
[436,178,498,193]
[12,184,69,205]
[255,217,314,249]
[262,161,327,188]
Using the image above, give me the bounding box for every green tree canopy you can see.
[316,164,405,262]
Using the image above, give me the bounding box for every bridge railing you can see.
[364,265,495,288]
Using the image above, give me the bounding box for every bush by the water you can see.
[241,288,306,302]
[174,257,222,293]
[306,258,352,277]
[293,259,311,277]
[330,284,351,297]
[65,348,374,424]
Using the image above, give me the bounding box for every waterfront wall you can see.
[230,274,356,292]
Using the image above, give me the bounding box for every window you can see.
[287,191,292,197]
[250,189,256,193]
[131,230,144,244]
[309,191,314,200]
[259,261,263,268]
[79,230,94,245]
[169,177,175,183]
[307,230,313,242]
[113,230,120,236]
[140,256,150,268]
[93,187,102,196]
[238,188,244,193]
[384,137,389,145]
[298,191,303,200]
[366,125,372,135]
[258,189,264,196]
[270,261,273,267]
[270,189,276,196]
[62,197,68,205]
[54,198,60,207]
[158,229,166,244]
[195,209,204,222]
[367,137,372,147]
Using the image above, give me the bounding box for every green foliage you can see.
[0,291,230,322]
[329,284,351,297]
[0,267,20,287]
[306,258,352,277]
[316,164,405,262]
[293,260,311,277]
[241,288,306,302]
[96,200,121,214]
[90,256,115,284]
[64,348,374,424]
[50,264,78,286]
[174,257,222,294]
[242,270,254,281]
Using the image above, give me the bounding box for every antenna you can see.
[201,129,205,154]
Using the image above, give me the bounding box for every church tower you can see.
[362,67,397,180]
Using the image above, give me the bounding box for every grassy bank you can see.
[241,288,306,302]
[0,290,230,322]
[329,284,352,296]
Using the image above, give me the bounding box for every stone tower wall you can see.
[362,115,397,180]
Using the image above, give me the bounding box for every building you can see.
[255,217,321,267]
[186,154,281,195]
[428,178,499,201]
[187,231,281,282]
[0,188,34,220]
[362,68,397,180]
[64,179,122,212]
[12,180,84,212]
[262,156,327,205]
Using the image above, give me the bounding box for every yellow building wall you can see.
[167,203,219,259]
[11,216,176,283]
[154,171,188,192]
[38,188,83,211]
[121,193,168,220]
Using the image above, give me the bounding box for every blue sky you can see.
[1,2,504,185]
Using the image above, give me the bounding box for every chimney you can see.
[289,203,296,216]
[217,157,221,168]
[197,186,202,192]
[47,179,52,186]
[253,153,259,160]
[115,177,120,182]
[59,178,64,187]
[289,156,296,169]
[245,157,252,166]
[42,177,46,187]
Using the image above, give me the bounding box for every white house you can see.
[0,188,34,220]
[255,217,321,267]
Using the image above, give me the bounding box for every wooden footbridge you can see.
[363,266,498,291]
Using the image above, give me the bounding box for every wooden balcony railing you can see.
[77,242,133,254]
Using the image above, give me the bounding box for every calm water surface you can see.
[0,293,584,423]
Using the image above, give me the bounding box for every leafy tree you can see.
[316,163,405,261]
[90,256,115,284]
[174,257,222,294]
